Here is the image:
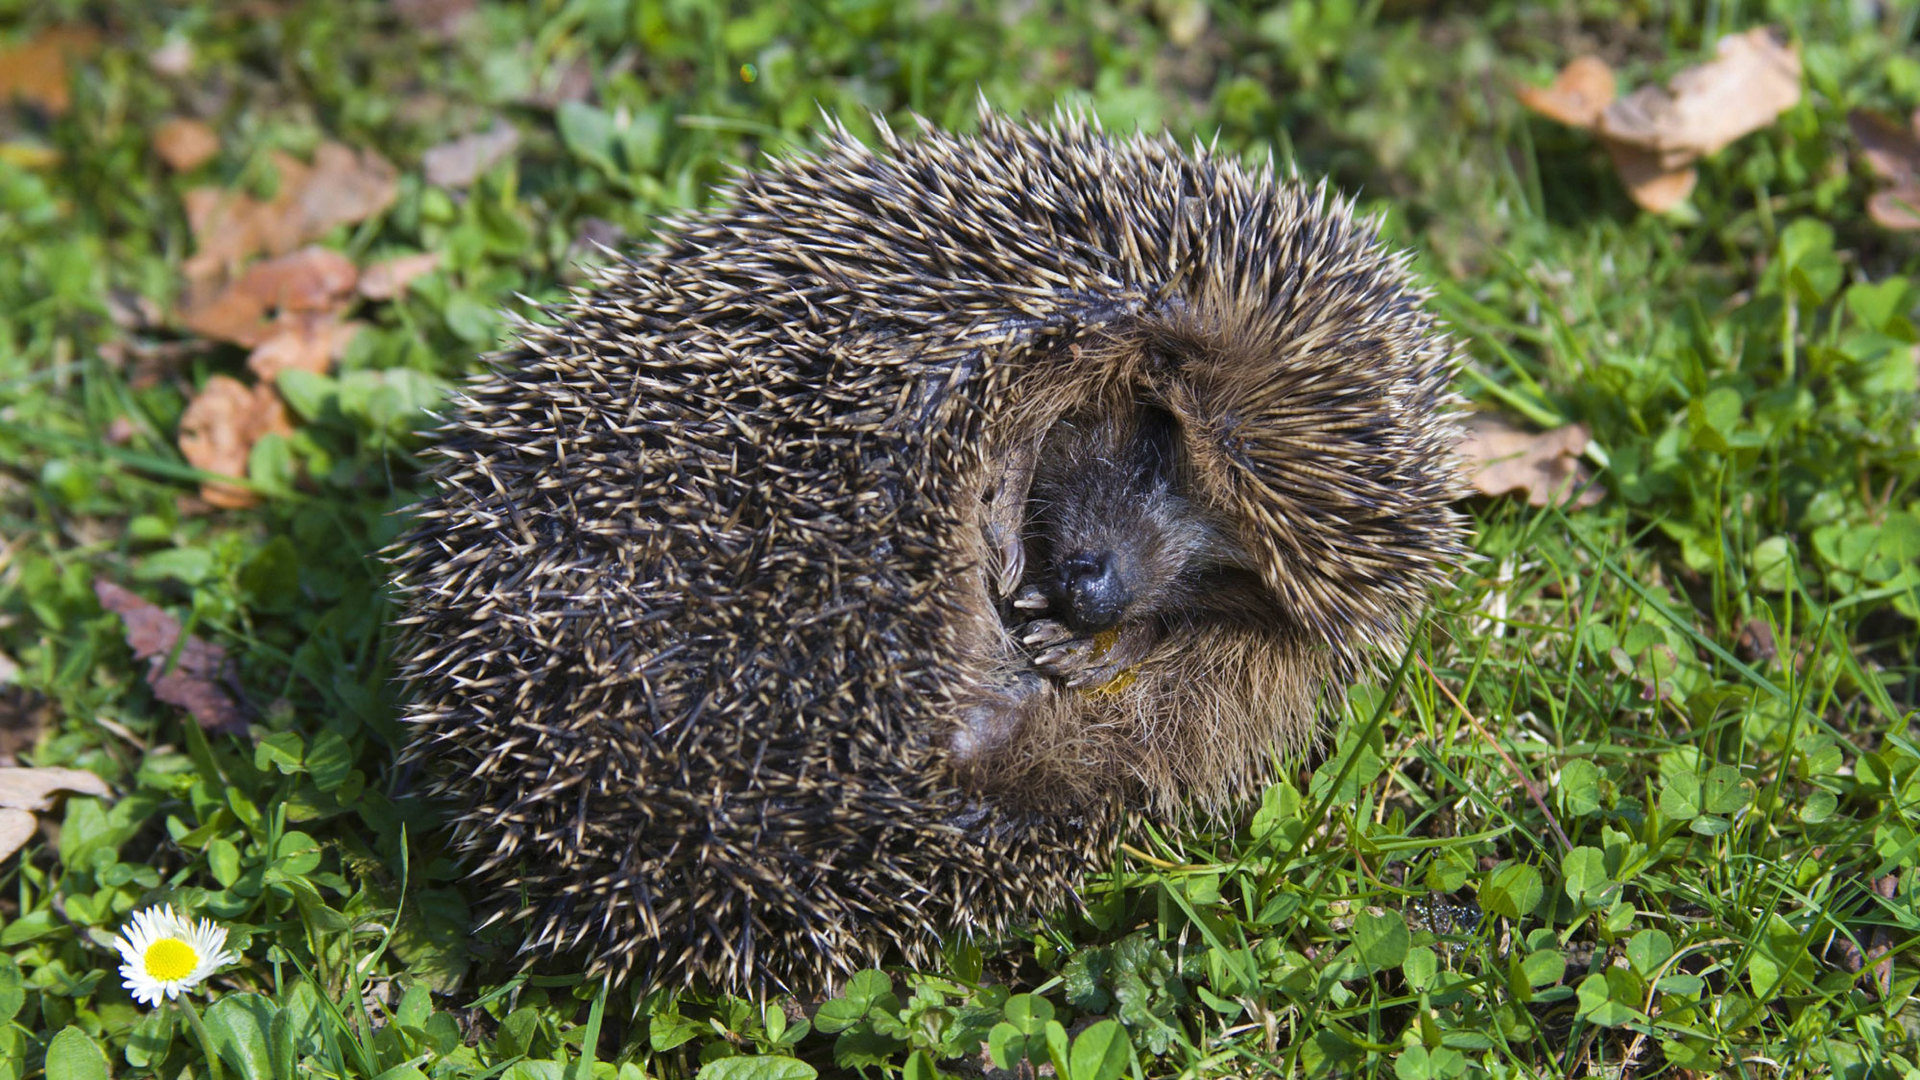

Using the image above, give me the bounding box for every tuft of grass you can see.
[1,1,1916,1078]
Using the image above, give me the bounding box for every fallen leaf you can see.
[1738,618,1778,666]
[519,51,597,108]
[180,245,359,347]
[153,118,220,171]
[0,811,34,864]
[390,0,479,38]
[300,141,400,239]
[247,316,362,380]
[358,251,442,300]
[1518,56,1616,129]
[1521,29,1798,213]
[182,142,397,281]
[148,36,194,77]
[105,416,138,444]
[1849,108,1920,183]
[94,581,245,733]
[1868,187,1920,231]
[423,123,520,188]
[177,375,293,508]
[1848,109,1920,231]
[1597,28,1800,171]
[1458,415,1604,509]
[1603,140,1698,213]
[0,27,100,115]
[0,766,110,810]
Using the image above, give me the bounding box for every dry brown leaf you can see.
[247,316,362,380]
[181,153,313,280]
[148,37,194,77]
[1458,414,1604,509]
[1738,618,1778,666]
[94,580,246,733]
[519,52,596,108]
[177,375,293,509]
[1849,108,1920,183]
[1517,56,1616,130]
[0,27,100,115]
[390,0,479,38]
[423,123,520,188]
[181,142,397,282]
[1848,109,1920,230]
[1869,187,1920,231]
[1597,28,1800,171]
[0,765,110,810]
[153,118,220,172]
[358,251,442,300]
[0,809,34,863]
[300,142,400,238]
[180,245,359,347]
[1603,140,1699,213]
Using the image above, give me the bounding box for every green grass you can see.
[2,1,1918,1077]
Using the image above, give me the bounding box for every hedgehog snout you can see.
[1056,551,1132,631]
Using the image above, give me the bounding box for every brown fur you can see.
[951,365,1341,818]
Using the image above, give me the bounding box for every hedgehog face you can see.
[1024,406,1236,633]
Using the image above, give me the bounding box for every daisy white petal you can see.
[111,905,237,1006]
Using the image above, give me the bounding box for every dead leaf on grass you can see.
[300,141,400,237]
[1517,55,1616,129]
[1848,109,1920,231]
[358,251,441,300]
[1603,140,1699,214]
[423,123,520,188]
[154,118,220,172]
[1520,28,1799,213]
[1868,188,1920,231]
[182,143,398,281]
[390,0,479,39]
[1458,414,1604,509]
[1849,108,1920,183]
[0,766,110,811]
[177,375,293,509]
[0,27,100,115]
[0,812,35,863]
[148,36,194,77]
[94,580,246,733]
[180,245,358,347]
[1598,28,1800,169]
[247,316,363,380]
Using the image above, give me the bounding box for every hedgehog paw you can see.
[950,671,1043,763]
[1021,620,1106,681]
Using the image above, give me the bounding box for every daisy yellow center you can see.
[143,937,199,982]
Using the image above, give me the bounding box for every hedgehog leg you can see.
[983,438,1041,598]
[949,669,1045,763]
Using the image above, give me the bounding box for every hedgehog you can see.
[389,106,1468,996]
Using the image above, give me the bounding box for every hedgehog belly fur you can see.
[388,107,1467,995]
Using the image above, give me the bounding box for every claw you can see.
[1012,584,1050,611]
[1020,619,1075,648]
[1065,665,1116,689]
[987,519,1026,598]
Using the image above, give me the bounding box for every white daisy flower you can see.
[112,905,238,1006]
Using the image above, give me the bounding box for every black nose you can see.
[1058,552,1130,631]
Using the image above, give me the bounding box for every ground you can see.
[0,1,1917,1078]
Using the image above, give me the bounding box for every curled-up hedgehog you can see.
[390,107,1468,995]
